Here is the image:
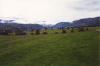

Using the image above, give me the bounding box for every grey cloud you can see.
[85,1,99,5]
[0,17,27,21]
[72,0,100,11]
[92,2,98,4]
[0,17,22,20]
[92,8,100,11]
[36,21,46,22]
[74,7,100,11]
[10,17,25,20]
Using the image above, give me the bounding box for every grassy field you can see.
[0,27,99,66]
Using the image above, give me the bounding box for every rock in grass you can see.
[4,30,8,35]
[62,27,64,29]
[31,27,34,31]
[35,29,40,35]
[78,27,84,32]
[62,29,66,33]
[21,31,27,35]
[96,29,100,33]
[85,28,88,30]
[15,27,22,35]
[67,26,70,29]
[45,27,47,30]
[54,32,59,34]
[31,33,34,35]
[0,30,8,35]
[51,27,53,30]
[42,32,47,34]
[70,29,74,33]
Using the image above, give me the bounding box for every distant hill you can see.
[52,17,100,28]
[0,23,4,27]
[70,17,100,27]
[0,23,44,31]
[0,16,99,30]
[40,24,53,27]
[9,24,44,30]
[52,22,71,28]
[84,18,100,26]
[0,25,16,32]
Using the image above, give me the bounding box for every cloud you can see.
[0,0,100,25]
[71,0,100,11]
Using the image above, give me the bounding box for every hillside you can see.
[52,22,71,28]
[52,17,100,28]
[10,24,44,30]
[0,27,99,66]
[84,19,100,26]
[0,16,100,30]
[70,17,100,27]
[0,23,44,30]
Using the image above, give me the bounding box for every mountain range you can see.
[52,16,100,28]
[52,22,71,28]
[0,16,100,31]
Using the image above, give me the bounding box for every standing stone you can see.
[85,28,88,30]
[78,27,84,32]
[35,29,40,35]
[62,27,64,29]
[51,27,53,30]
[0,30,8,35]
[15,27,22,35]
[21,31,27,35]
[31,33,34,35]
[54,32,59,34]
[42,32,47,34]
[71,29,74,33]
[62,29,66,33]
[67,26,69,29]
[4,30,8,35]
[45,27,47,30]
[31,27,34,31]
[60,27,61,29]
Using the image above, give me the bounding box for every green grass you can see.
[0,27,99,66]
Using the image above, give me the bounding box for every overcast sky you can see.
[0,0,100,25]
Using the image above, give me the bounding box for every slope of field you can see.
[0,27,99,66]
